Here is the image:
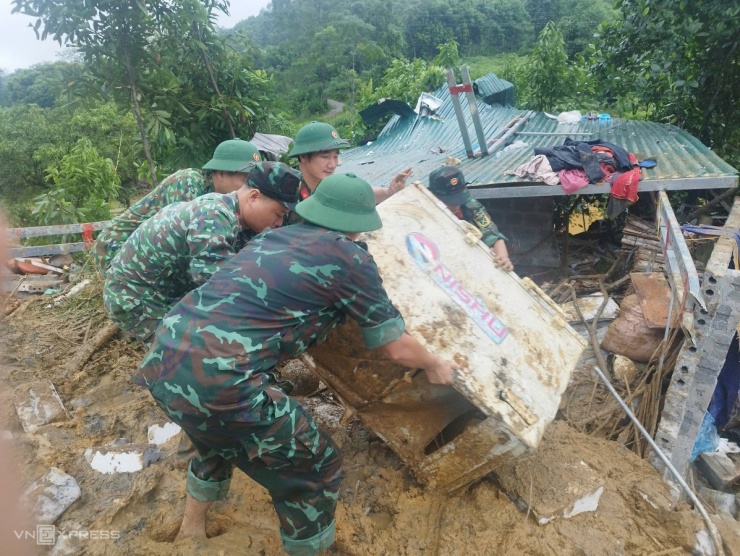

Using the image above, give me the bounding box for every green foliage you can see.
[31,187,89,226]
[148,18,273,170]
[0,101,140,202]
[518,22,599,112]
[434,39,460,69]
[0,61,84,108]
[464,53,526,80]
[359,58,445,107]
[11,0,275,186]
[588,0,740,166]
[33,137,120,225]
[0,104,54,192]
[519,23,569,111]
[555,0,618,57]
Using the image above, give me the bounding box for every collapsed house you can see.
[340,70,740,488]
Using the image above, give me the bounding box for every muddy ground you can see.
[1,281,739,556]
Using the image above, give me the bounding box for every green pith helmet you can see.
[202,139,261,172]
[288,122,350,157]
[295,173,381,233]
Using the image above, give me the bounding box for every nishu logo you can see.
[406,233,508,343]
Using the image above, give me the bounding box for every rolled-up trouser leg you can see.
[150,379,343,555]
[234,420,343,555]
[186,445,234,502]
[178,427,234,501]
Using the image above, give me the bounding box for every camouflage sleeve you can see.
[186,203,239,286]
[461,198,508,247]
[335,250,405,349]
[161,169,205,205]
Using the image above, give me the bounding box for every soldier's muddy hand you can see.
[493,253,514,272]
[388,168,413,197]
[423,356,459,385]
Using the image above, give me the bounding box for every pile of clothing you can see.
[508,138,643,217]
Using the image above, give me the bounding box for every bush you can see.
[32,138,120,226]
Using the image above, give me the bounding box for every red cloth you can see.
[610,167,641,202]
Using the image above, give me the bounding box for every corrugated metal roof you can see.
[338,76,738,197]
[473,74,515,107]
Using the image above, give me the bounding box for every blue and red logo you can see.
[405,233,508,344]
[406,232,440,266]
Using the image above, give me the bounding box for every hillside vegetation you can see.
[0,0,737,227]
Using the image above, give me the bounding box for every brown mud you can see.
[1,287,738,556]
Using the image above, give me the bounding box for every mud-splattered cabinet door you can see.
[303,183,586,492]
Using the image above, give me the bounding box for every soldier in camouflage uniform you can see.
[288,121,412,209]
[103,162,300,342]
[138,173,458,555]
[429,165,514,272]
[94,139,262,270]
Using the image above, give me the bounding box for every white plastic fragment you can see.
[46,279,91,308]
[147,422,181,445]
[561,293,620,323]
[563,486,604,519]
[22,467,81,524]
[85,443,162,474]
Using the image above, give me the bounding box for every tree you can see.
[483,0,534,54]
[147,1,273,168]
[526,0,559,39]
[0,101,140,202]
[589,0,740,166]
[556,0,617,57]
[11,0,182,184]
[1,62,83,108]
[520,22,569,112]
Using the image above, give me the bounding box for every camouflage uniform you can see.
[94,168,215,270]
[138,222,405,555]
[459,198,508,248]
[283,177,313,226]
[103,192,253,342]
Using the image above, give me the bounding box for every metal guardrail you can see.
[6,221,110,258]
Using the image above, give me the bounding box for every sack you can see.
[600,294,663,362]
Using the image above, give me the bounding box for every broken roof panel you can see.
[338,75,738,197]
[473,74,515,107]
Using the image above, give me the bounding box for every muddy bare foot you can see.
[174,518,208,541]
[174,495,212,541]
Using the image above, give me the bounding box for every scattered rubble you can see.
[22,467,81,524]
[2,206,739,554]
[13,379,69,433]
[696,452,740,492]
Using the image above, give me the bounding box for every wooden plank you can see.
[630,272,679,328]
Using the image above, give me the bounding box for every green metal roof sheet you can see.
[338,75,738,198]
[473,74,515,107]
